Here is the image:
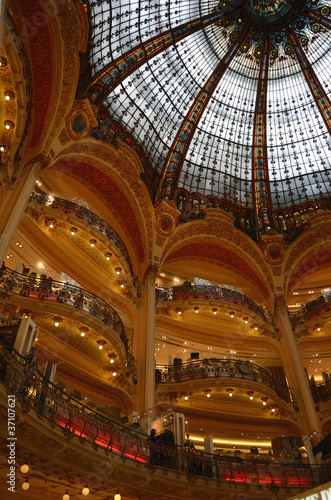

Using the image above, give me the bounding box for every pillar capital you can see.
[143,263,159,284]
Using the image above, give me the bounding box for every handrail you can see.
[156,284,273,324]
[288,295,331,326]
[29,191,139,286]
[155,358,293,403]
[0,265,136,376]
[0,343,330,491]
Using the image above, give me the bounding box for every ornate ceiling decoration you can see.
[85,0,331,222]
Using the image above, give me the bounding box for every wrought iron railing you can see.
[1,343,330,492]
[29,191,138,286]
[0,266,135,375]
[289,296,331,326]
[156,284,273,324]
[310,380,331,404]
[155,359,292,403]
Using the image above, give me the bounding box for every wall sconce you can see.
[80,326,89,337]
[4,90,15,101]
[176,308,183,315]
[90,239,97,247]
[193,306,199,314]
[105,252,112,260]
[108,352,117,364]
[212,308,217,315]
[227,388,234,397]
[0,56,8,67]
[70,227,78,235]
[261,397,268,406]
[204,389,211,398]
[97,339,107,350]
[229,311,235,318]
[247,391,254,400]
[48,218,56,228]
[53,316,63,327]
[243,317,248,324]
[4,120,14,130]
[115,267,122,275]
[0,145,7,152]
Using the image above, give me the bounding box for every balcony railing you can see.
[0,266,135,376]
[1,344,330,493]
[310,380,331,404]
[288,295,331,326]
[155,358,292,403]
[156,284,273,324]
[29,191,138,286]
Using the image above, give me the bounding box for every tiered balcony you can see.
[1,343,330,498]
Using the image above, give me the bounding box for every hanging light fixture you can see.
[63,491,70,500]
[114,491,121,500]
[20,464,29,474]
[22,479,30,490]
[82,485,89,496]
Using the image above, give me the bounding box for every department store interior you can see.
[0,0,331,498]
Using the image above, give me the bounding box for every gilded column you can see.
[136,264,158,414]
[276,297,322,444]
[0,155,49,263]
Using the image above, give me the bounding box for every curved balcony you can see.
[310,380,331,404]
[156,284,273,324]
[0,266,135,375]
[289,295,331,326]
[1,344,329,495]
[155,359,292,403]
[29,191,138,285]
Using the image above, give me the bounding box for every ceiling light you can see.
[176,308,183,315]
[82,486,89,496]
[212,308,217,315]
[114,492,121,500]
[115,267,122,275]
[204,389,211,398]
[193,306,199,313]
[230,311,235,318]
[53,316,62,327]
[20,464,29,474]
[105,252,112,260]
[112,372,117,377]
[81,332,85,337]
[70,227,78,235]
[110,358,114,364]
[0,145,6,152]
[90,239,97,247]
[184,395,189,400]
[227,388,234,397]
[63,491,70,500]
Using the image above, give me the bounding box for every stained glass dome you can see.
[86,0,331,219]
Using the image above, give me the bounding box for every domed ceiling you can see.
[87,0,331,214]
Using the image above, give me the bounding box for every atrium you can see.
[0,0,331,499]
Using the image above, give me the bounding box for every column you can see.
[276,300,322,446]
[136,264,158,414]
[0,156,48,263]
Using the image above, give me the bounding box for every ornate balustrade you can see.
[310,380,331,404]
[155,358,292,402]
[0,266,135,376]
[0,344,330,492]
[156,284,273,324]
[29,191,138,286]
[289,295,331,326]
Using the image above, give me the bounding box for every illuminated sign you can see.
[287,483,331,500]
